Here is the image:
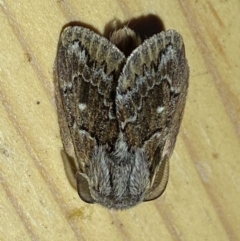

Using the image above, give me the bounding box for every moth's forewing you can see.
[117,30,189,201]
[56,26,125,167]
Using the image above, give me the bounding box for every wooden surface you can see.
[0,0,240,241]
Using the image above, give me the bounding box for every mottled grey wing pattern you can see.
[116,30,189,200]
[56,26,125,170]
[56,26,189,207]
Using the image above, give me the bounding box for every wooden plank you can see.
[0,0,239,240]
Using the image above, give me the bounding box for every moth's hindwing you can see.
[116,30,189,201]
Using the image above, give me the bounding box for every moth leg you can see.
[144,157,169,201]
[142,131,170,201]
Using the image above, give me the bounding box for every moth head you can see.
[76,147,151,209]
[109,27,141,56]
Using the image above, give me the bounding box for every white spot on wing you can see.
[79,103,87,111]
[157,106,164,114]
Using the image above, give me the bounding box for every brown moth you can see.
[55,26,189,209]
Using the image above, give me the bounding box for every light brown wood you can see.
[0,0,239,240]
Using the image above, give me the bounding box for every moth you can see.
[55,25,189,209]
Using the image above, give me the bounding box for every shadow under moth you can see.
[55,26,189,209]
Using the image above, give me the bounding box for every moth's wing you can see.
[116,30,189,201]
[56,26,126,202]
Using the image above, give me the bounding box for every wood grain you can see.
[0,0,239,241]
